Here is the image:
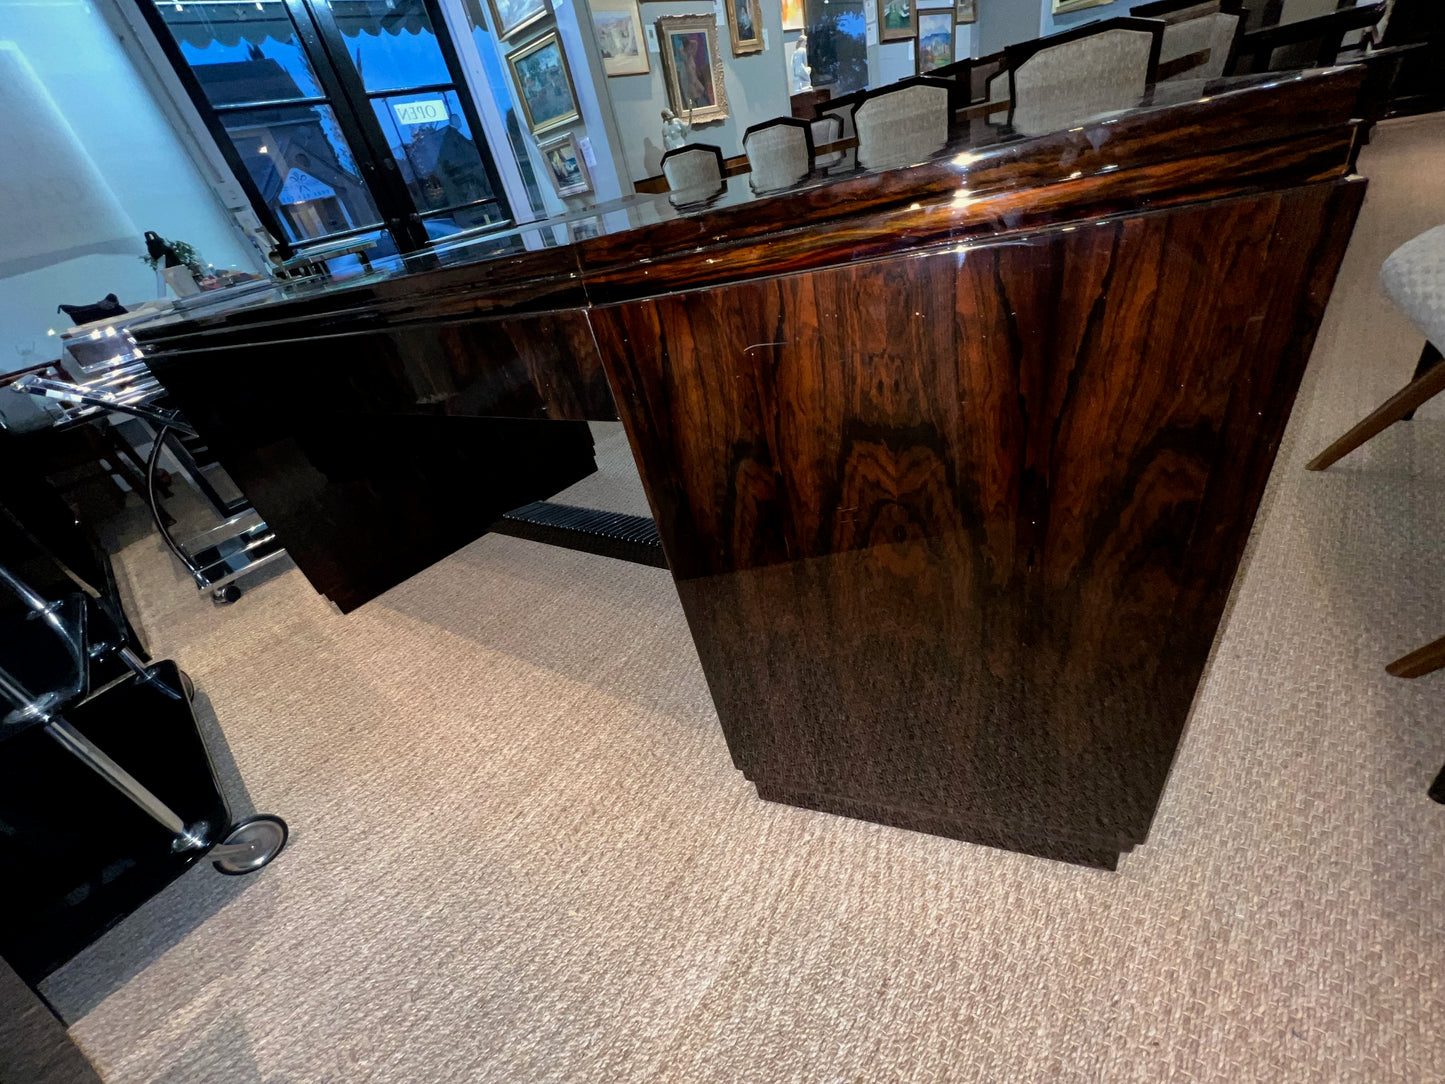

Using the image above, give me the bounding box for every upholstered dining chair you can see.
[809,114,844,167]
[1133,0,1245,79]
[851,78,953,171]
[1307,223,1445,690]
[661,144,726,193]
[1004,17,1165,135]
[743,117,815,191]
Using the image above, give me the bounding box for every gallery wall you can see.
[459,0,631,216]
[601,0,791,182]
[1038,0,1127,36]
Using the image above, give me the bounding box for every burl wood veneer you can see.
[137,67,1370,866]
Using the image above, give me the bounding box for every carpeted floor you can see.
[41,114,1445,1083]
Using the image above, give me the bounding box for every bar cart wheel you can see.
[211,584,242,607]
[212,814,288,875]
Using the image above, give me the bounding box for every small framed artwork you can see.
[487,0,552,41]
[1051,0,1112,11]
[726,0,765,55]
[916,10,953,72]
[781,0,804,32]
[507,31,581,135]
[657,15,730,124]
[878,0,915,42]
[955,0,975,23]
[589,0,650,76]
[538,131,592,197]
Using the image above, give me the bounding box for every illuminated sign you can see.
[392,99,449,126]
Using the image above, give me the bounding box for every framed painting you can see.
[507,31,581,135]
[589,0,650,76]
[781,0,804,32]
[916,10,953,71]
[657,15,730,124]
[1051,0,1112,12]
[955,0,975,23]
[878,0,915,42]
[539,131,592,196]
[487,0,552,41]
[727,0,765,55]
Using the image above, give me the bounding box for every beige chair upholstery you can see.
[1159,11,1240,79]
[810,114,844,167]
[1381,224,1445,353]
[661,144,724,193]
[1010,28,1157,134]
[853,82,951,171]
[744,120,813,191]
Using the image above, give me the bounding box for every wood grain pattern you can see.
[591,179,1366,865]
[134,68,1371,864]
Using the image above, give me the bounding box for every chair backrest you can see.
[743,117,815,191]
[809,114,845,166]
[660,144,726,193]
[1005,17,1165,134]
[851,78,953,170]
[1159,11,1243,78]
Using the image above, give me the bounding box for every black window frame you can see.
[136,0,513,259]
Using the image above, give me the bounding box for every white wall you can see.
[1039,0,1126,37]
[0,0,259,373]
[604,1,790,182]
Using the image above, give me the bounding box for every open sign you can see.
[392,99,449,126]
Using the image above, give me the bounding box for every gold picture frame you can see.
[878,0,916,42]
[507,31,582,136]
[656,15,730,124]
[781,0,804,32]
[588,0,651,76]
[1051,0,1113,12]
[538,131,593,197]
[955,0,976,24]
[726,0,765,56]
[487,0,552,41]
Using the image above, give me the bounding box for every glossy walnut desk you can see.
[135,68,1369,868]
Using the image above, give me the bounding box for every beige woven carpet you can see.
[42,115,1445,1083]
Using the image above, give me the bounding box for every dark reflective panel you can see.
[157,0,325,105]
[221,105,382,242]
[370,90,496,212]
[330,0,452,93]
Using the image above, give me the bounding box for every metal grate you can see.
[492,502,668,569]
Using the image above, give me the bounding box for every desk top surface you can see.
[132,67,1364,342]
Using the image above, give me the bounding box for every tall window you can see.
[141,0,512,257]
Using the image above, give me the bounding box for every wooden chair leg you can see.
[1402,341,1442,421]
[1386,634,1445,679]
[1306,343,1445,470]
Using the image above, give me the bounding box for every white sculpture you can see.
[791,30,813,93]
[661,109,690,150]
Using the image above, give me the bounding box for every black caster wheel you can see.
[177,669,195,701]
[211,584,242,606]
[212,815,288,875]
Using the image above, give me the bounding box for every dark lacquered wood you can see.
[1387,634,1445,680]
[590,178,1365,867]
[576,67,1365,284]
[143,312,610,612]
[136,69,1370,864]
